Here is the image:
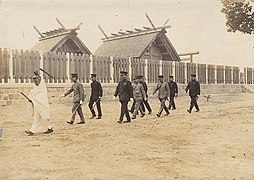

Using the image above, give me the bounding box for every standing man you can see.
[152,75,170,117]
[168,75,178,110]
[61,73,86,124]
[139,75,152,114]
[113,71,133,123]
[185,74,200,113]
[132,75,146,119]
[25,71,53,135]
[89,73,103,119]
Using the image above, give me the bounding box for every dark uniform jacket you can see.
[64,82,85,103]
[168,81,178,97]
[185,80,200,97]
[140,81,148,97]
[90,80,103,100]
[114,80,133,102]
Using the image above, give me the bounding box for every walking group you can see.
[24,70,200,135]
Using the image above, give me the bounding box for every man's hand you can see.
[80,100,83,105]
[175,93,178,98]
[196,96,199,101]
[130,98,134,102]
[167,97,170,100]
[99,96,102,100]
[113,96,116,100]
[144,98,147,101]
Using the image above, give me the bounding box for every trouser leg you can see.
[170,96,176,109]
[71,103,80,122]
[96,100,102,117]
[144,100,152,112]
[130,100,136,113]
[124,101,131,121]
[162,98,170,114]
[77,104,85,122]
[140,101,145,112]
[88,99,96,116]
[189,96,196,112]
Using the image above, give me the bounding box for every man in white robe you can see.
[25,73,53,135]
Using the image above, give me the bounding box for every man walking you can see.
[25,71,53,135]
[132,75,146,119]
[139,75,152,114]
[185,74,200,113]
[168,75,178,110]
[152,75,170,117]
[61,73,86,124]
[89,73,103,119]
[113,71,133,123]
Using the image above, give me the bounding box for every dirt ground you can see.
[0,93,254,179]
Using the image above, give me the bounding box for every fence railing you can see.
[0,48,251,84]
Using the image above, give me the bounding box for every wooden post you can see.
[172,61,176,79]
[90,54,93,75]
[128,57,132,80]
[144,59,148,84]
[223,66,226,84]
[8,49,14,84]
[231,67,234,84]
[159,60,163,76]
[184,62,187,84]
[66,53,70,83]
[214,65,217,84]
[110,56,114,84]
[40,51,45,83]
[244,68,247,84]
[205,64,208,84]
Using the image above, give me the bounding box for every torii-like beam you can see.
[145,12,156,30]
[33,25,44,38]
[98,24,109,39]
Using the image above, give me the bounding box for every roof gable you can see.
[94,32,158,58]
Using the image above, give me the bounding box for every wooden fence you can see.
[0,48,249,84]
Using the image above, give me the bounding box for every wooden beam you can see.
[98,24,108,39]
[33,25,44,38]
[178,51,199,56]
[145,13,156,30]
[56,17,67,31]
[134,28,142,31]
[143,26,152,30]
[163,18,169,27]
[126,30,134,33]
[118,31,127,35]
[111,33,118,36]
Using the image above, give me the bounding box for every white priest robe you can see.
[27,83,51,133]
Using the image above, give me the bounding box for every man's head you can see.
[169,75,174,81]
[120,71,128,81]
[90,73,97,81]
[158,75,164,83]
[133,75,140,84]
[139,75,144,82]
[71,73,78,82]
[32,72,41,86]
[191,74,196,81]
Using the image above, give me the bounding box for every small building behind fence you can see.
[31,18,91,55]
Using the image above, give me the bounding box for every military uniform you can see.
[153,75,170,117]
[64,73,85,124]
[140,78,152,113]
[89,74,103,119]
[185,74,200,113]
[114,71,133,123]
[132,77,146,119]
[168,76,178,110]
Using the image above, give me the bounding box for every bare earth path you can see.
[0,93,254,179]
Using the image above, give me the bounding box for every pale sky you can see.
[0,0,253,68]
